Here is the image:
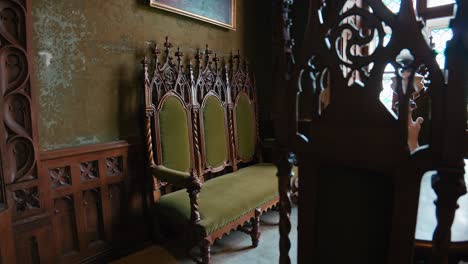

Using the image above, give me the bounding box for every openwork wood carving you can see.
[13,187,39,213]
[49,166,72,189]
[275,0,466,263]
[0,0,38,186]
[80,161,99,181]
[106,156,123,176]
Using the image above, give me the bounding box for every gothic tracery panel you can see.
[13,186,39,214]
[49,166,72,189]
[106,157,123,177]
[0,0,38,192]
[80,161,99,181]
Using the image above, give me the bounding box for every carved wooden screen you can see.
[0,0,39,204]
[274,0,466,263]
[0,0,39,263]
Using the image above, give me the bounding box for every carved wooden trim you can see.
[0,0,40,221]
[0,1,39,262]
[203,197,279,245]
[40,140,129,161]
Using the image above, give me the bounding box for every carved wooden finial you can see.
[213,53,220,71]
[234,49,241,70]
[164,36,173,62]
[175,46,184,66]
[153,44,161,65]
[228,50,235,74]
[205,44,212,66]
[142,56,149,68]
[224,63,230,82]
[188,59,195,84]
[194,48,202,73]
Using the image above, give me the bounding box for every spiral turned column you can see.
[275,149,295,264]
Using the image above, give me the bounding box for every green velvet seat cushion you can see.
[159,96,191,172]
[202,95,228,168]
[156,163,280,236]
[235,94,256,161]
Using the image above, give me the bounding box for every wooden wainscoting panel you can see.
[53,196,80,258]
[0,209,16,264]
[39,140,148,263]
[14,221,55,264]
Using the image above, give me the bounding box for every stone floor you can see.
[415,160,468,242]
[113,160,468,263]
[112,207,298,264]
[172,207,298,264]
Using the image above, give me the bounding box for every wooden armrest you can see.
[152,165,202,223]
[152,165,191,188]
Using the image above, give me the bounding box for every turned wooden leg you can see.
[275,150,295,264]
[251,208,261,247]
[431,168,467,264]
[200,237,211,264]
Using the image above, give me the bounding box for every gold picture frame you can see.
[148,0,236,30]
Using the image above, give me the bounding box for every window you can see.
[379,0,454,111]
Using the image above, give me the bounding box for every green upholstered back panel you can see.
[159,96,191,172]
[235,94,256,161]
[203,96,228,168]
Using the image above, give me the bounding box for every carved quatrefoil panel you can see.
[80,161,99,181]
[13,187,40,213]
[49,166,72,189]
[106,156,123,176]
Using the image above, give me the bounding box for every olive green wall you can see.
[32,0,255,150]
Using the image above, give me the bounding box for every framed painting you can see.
[148,0,236,30]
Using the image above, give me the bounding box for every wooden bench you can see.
[142,38,280,264]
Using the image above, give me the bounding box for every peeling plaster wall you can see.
[32,0,255,150]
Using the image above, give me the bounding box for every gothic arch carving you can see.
[0,0,39,217]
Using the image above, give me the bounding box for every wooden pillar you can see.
[431,1,467,263]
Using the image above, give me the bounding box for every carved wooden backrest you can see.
[229,52,260,167]
[195,47,231,174]
[143,38,196,174]
[274,0,466,263]
[143,38,258,184]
